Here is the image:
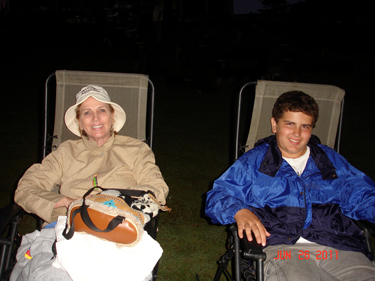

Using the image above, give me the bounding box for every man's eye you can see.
[303,125,311,129]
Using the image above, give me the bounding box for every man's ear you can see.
[271,118,277,133]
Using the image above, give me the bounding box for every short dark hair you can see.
[272,91,319,127]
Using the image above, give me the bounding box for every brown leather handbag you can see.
[63,187,150,246]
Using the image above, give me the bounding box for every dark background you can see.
[1,0,374,279]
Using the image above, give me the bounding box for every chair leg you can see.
[214,247,235,281]
[213,225,245,281]
[228,225,245,281]
[256,259,264,281]
[151,261,159,280]
[215,225,266,281]
[240,259,256,281]
[233,232,241,281]
[363,228,373,255]
[0,212,23,281]
[0,243,10,281]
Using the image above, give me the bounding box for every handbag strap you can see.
[83,186,155,199]
[63,206,125,240]
[62,190,125,240]
[80,200,125,232]
[88,187,171,212]
[63,187,164,240]
[63,208,81,240]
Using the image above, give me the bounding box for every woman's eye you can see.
[83,111,90,115]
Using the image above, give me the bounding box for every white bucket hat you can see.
[64,85,126,137]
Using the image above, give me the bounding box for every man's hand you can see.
[54,197,76,209]
[234,208,271,246]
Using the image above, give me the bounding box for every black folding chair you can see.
[0,70,160,280]
[211,80,375,281]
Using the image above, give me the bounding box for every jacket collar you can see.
[256,135,337,180]
[81,134,115,151]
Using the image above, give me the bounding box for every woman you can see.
[15,85,169,224]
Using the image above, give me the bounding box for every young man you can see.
[205,91,375,280]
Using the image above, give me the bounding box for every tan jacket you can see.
[15,135,169,223]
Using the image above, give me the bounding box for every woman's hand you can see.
[234,208,271,246]
[54,197,76,209]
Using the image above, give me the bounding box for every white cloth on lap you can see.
[53,216,162,281]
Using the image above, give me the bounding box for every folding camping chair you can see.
[213,80,375,281]
[0,70,158,281]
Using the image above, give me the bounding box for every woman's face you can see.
[78,97,114,146]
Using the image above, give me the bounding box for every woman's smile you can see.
[78,97,114,146]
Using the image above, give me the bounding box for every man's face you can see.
[271,111,313,159]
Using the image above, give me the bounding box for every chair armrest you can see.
[240,230,267,260]
[0,203,24,236]
[357,220,375,236]
[144,215,158,240]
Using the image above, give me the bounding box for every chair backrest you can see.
[238,80,345,157]
[45,70,152,155]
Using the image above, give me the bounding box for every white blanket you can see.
[53,216,162,281]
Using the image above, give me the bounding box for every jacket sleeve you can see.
[205,155,257,225]
[131,142,169,205]
[14,149,66,223]
[329,151,375,223]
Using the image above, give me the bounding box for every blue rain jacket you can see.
[205,135,375,259]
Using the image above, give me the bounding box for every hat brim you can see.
[64,95,126,137]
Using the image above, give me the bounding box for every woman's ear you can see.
[78,119,82,131]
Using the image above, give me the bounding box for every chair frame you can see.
[214,225,265,281]
[234,81,345,160]
[0,71,158,281]
[0,204,23,280]
[43,72,155,158]
[214,80,355,281]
